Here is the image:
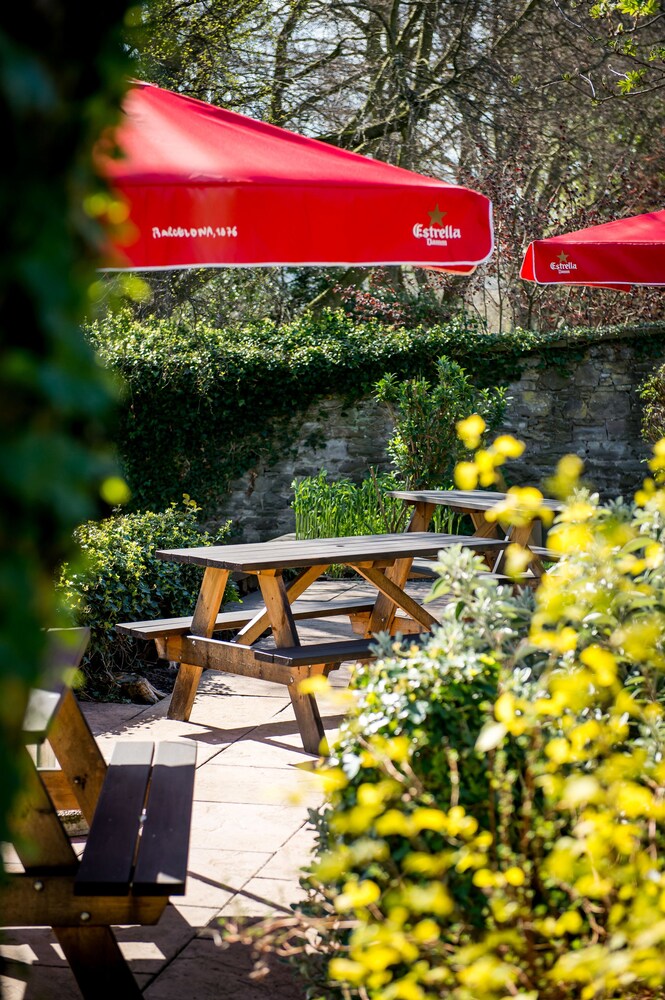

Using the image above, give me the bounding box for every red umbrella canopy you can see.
[520,209,665,289]
[96,81,493,273]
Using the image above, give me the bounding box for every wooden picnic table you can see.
[3,628,196,999]
[387,489,564,576]
[121,532,510,755]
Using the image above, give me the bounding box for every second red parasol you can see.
[520,209,665,290]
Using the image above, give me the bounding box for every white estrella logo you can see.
[413,204,462,246]
[550,251,577,271]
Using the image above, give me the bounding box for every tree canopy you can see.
[119,0,665,332]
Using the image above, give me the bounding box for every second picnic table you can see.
[388,488,564,578]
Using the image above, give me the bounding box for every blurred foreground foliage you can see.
[0,7,133,840]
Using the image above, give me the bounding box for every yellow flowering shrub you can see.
[222,432,665,1000]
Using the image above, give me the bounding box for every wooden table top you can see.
[156,531,508,573]
[387,489,564,513]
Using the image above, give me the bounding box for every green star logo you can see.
[557,251,569,263]
[428,204,447,226]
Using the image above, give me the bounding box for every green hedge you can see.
[87,310,665,519]
[56,500,237,697]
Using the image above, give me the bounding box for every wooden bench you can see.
[3,629,197,999]
[116,596,378,641]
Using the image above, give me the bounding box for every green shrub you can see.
[88,309,498,516]
[640,361,665,444]
[374,356,508,489]
[292,469,466,576]
[56,498,237,697]
[293,470,411,539]
[0,6,135,842]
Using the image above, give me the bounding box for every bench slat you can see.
[132,742,196,896]
[74,743,153,896]
[116,598,376,640]
[255,638,375,667]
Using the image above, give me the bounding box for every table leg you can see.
[47,689,107,825]
[357,563,440,633]
[406,501,436,533]
[357,499,430,636]
[168,566,229,721]
[287,669,327,755]
[55,927,143,1000]
[237,564,328,645]
[258,571,326,755]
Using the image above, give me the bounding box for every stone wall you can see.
[218,397,394,542]
[214,334,664,542]
[500,339,659,498]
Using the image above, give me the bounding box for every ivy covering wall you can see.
[88,310,665,520]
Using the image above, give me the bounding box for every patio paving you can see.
[0,573,445,1000]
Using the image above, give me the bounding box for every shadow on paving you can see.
[143,920,311,999]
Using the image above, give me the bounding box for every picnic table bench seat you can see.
[116,596,379,642]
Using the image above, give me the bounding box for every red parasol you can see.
[520,209,665,290]
[96,81,493,273]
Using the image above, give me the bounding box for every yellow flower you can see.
[547,453,584,499]
[558,500,596,522]
[547,523,595,554]
[472,868,496,888]
[457,955,515,991]
[580,645,617,687]
[318,767,348,794]
[335,878,381,912]
[454,461,479,490]
[383,978,425,1000]
[505,543,532,578]
[614,617,665,667]
[313,849,352,881]
[412,919,440,943]
[635,478,656,506]
[358,780,399,807]
[504,866,526,886]
[410,807,449,833]
[456,413,486,449]
[298,674,330,695]
[492,434,525,459]
[531,626,578,654]
[615,781,655,818]
[375,809,413,837]
[329,958,366,984]
[574,874,613,898]
[356,944,401,971]
[401,882,454,915]
[495,691,517,724]
[556,910,583,934]
[545,738,571,765]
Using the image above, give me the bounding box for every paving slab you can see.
[141,934,308,1000]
